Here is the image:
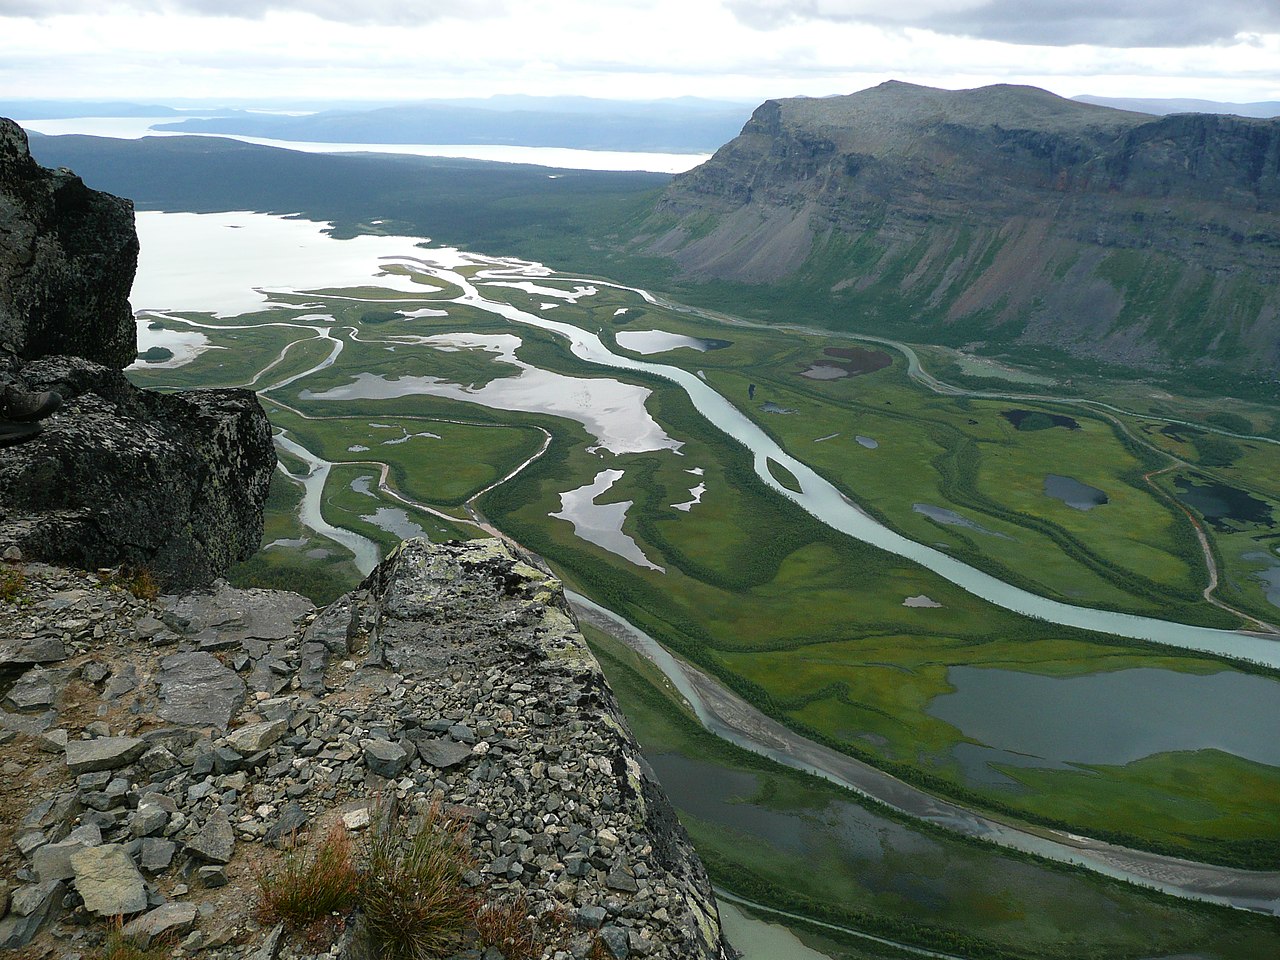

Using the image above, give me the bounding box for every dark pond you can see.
[928,666,1280,787]
[1174,475,1273,531]
[822,346,893,375]
[1244,551,1280,609]
[1002,409,1080,431]
[1044,474,1108,511]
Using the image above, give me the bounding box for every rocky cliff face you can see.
[0,539,728,960]
[1,119,138,368]
[0,117,274,588]
[639,82,1280,376]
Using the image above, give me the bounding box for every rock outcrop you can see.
[0,118,138,368]
[0,539,728,959]
[0,117,274,587]
[637,81,1280,378]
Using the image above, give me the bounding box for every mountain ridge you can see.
[633,81,1280,378]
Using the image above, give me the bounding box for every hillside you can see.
[633,81,1280,380]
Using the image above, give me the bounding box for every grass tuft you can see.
[256,822,360,941]
[0,565,24,603]
[94,923,170,960]
[475,895,573,960]
[359,802,477,960]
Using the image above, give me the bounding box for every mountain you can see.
[632,81,1280,380]
[1074,95,1280,119]
[152,98,754,153]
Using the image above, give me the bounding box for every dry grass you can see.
[359,802,477,960]
[94,923,171,960]
[256,823,360,942]
[475,895,573,960]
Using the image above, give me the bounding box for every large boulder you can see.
[0,355,274,589]
[0,118,137,368]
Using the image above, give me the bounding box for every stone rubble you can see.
[0,539,728,960]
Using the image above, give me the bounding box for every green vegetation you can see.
[586,625,1280,959]
[256,823,360,938]
[117,214,1280,876]
[361,804,477,960]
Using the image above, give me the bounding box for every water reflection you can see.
[929,666,1280,784]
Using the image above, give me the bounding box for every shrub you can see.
[359,802,477,960]
[256,823,360,940]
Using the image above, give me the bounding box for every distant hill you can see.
[0,100,185,119]
[629,81,1280,382]
[152,98,754,153]
[1074,95,1280,119]
[22,131,668,256]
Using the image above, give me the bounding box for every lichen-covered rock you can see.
[0,355,274,588]
[0,118,137,368]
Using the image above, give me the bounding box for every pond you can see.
[1243,551,1280,610]
[1044,474,1108,511]
[550,470,664,572]
[615,329,732,355]
[1001,409,1080,431]
[1174,475,1273,531]
[913,503,1013,540]
[300,331,681,456]
[928,666,1280,787]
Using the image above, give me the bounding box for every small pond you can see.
[929,666,1280,787]
[856,436,878,449]
[615,329,732,355]
[913,504,1012,540]
[1174,475,1273,531]
[359,507,426,540]
[1002,409,1080,431]
[1044,474,1108,511]
[550,470,664,571]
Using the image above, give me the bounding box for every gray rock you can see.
[9,880,63,919]
[264,802,309,849]
[0,880,62,949]
[185,812,235,864]
[5,667,56,711]
[69,844,148,917]
[226,718,288,755]
[363,738,409,778]
[32,828,101,882]
[65,736,146,774]
[138,838,176,874]
[0,636,67,666]
[122,902,198,948]
[196,865,227,888]
[598,925,630,959]
[411,736,474,770]
[132,801,170,838]
[246,923,284,960]
[157,651,245,730]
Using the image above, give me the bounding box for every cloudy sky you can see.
[0,0,1277,105]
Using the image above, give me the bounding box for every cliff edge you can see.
[0,538,728,960]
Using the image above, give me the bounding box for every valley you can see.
[123,209,1280,959]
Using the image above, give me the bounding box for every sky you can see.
[0,0,1277,106]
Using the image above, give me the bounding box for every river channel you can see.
[129,212,1280,916]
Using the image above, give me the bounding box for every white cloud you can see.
[727,0,1280,47]
[0,0,505,26]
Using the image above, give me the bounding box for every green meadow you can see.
[127,256,1280,874]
